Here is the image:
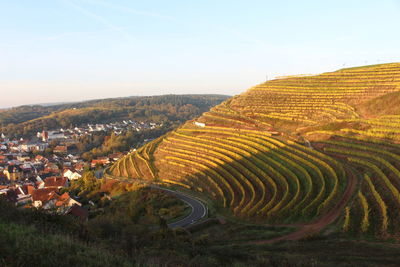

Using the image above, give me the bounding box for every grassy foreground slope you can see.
[109,63,400,240]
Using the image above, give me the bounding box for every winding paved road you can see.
[103,172,208,228]
[151,186,208,228]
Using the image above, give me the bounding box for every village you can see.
[0,119,162,220]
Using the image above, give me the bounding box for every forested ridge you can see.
[0,94,229,137]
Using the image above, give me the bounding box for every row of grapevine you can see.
[168,126,342,220]
[318,137,399,237]
[229,63,400,125]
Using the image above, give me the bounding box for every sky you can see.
[1,0,399,108]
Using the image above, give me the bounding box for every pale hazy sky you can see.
[1,0,399,108]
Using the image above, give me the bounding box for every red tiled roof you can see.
[31,188,59,202]
[44,177,67,188]
[91,158,109,165]
[55,192,81,208]
[27,185,35,195]
[21,184,35,195]
[59,192,70,201]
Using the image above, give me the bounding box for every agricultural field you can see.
[108,62,400,241]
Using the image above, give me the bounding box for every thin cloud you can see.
[61,0,134,41]
[79,0,175,21]
[44,26,130,41]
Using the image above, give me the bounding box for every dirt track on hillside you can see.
[245,166,357,245]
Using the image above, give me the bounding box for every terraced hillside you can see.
[108,63,400,239]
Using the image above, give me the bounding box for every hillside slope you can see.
[109,63,400,239]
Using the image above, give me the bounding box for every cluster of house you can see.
[36,120,162,142]
[0,120,156,220]
[0,148,86,182]
[0,149,124,185]
[0,174,88,220]
[0,135,126,222]
[0,123,132,182]
[2,119,161,155]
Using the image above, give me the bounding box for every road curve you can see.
[151,185,208,228]
[103,172,208,228]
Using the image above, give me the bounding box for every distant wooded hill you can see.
[0,94,229,137]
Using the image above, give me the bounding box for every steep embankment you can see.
[109,63,400,239]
